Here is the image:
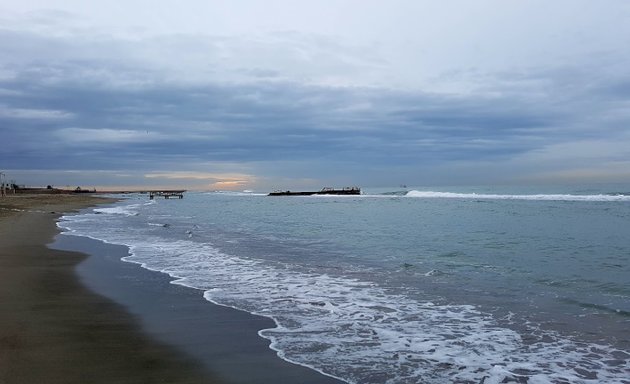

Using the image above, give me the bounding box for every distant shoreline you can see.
[5,187,186,195]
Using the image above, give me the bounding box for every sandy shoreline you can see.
[0,194,220,383]
[1,194,343,384]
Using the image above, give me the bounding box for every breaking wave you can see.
[58,206,630,383]
[404,190,630,202]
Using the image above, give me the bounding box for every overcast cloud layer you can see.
[1,0,630,190]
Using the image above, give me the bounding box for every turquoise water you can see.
[59,185,630,383]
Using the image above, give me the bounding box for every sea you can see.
[58,184,630,384]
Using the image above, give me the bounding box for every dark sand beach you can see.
[0,194,341,384]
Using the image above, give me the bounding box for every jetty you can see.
[148,190,186,199]
[268,187,360,196]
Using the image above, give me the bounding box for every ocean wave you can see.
[59,211,629,383]
[204,191,268,196]
[123,239,630,383]
[560,298,630,317]
[404,190,630,202]
[93,205,140,216]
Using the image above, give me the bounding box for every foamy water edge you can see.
[57,201,630,383]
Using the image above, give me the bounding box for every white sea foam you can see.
[93,205,139,216]
[404,190,630,202]
[58,206,630,384]
[57,198,630,384]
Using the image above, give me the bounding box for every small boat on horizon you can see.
[268,187,361,196]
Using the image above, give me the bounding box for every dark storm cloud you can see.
[1,62,563,174]
[2,7,629,188]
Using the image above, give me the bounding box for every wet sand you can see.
[0,194,219,383]
[0,194,342,384]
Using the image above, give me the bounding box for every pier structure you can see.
[148,190,186,199]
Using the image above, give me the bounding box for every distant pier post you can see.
[0,172,5,197]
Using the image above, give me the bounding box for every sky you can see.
[1,0,630,191]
